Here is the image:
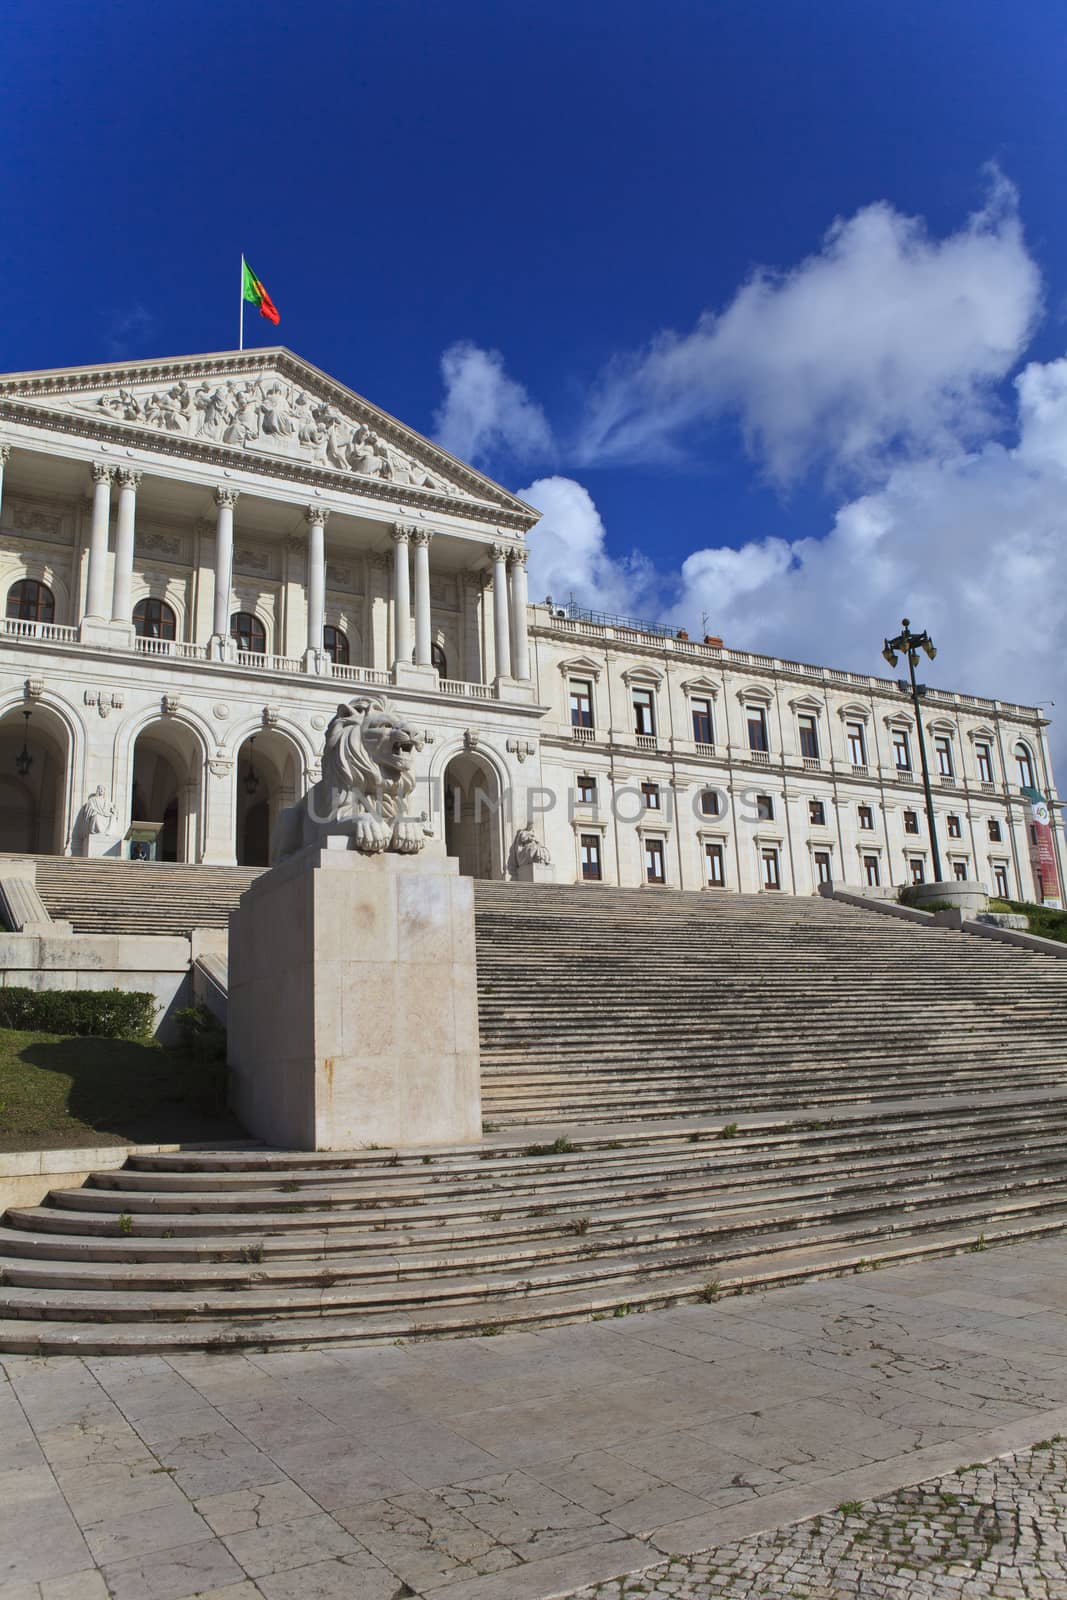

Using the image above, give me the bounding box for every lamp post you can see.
[882,618,943,884]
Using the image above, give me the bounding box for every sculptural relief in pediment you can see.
[62,373,471,497]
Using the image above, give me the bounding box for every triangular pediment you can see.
[0,348,538,529]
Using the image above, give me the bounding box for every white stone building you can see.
[0,348,1060,902]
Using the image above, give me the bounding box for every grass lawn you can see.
[0,1027,243,1152]
[989,898,1067,945]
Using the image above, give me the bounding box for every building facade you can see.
[0,349,1061,902]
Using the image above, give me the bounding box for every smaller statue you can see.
[513,826,551,867]
[82,785,118,836]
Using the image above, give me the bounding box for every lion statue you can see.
[273,696,430,862]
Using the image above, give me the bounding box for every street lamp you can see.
[13,709,32,778]
[242,738,260,797]
[881,618,943,883]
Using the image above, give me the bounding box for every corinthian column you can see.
[508,547,530,681]
[211,487,239,656]
[110,468,141,624]
[305,505,329,670]
[491,543,512,680]
[412,528,434,668]
[0,442,9,523]
[85,463,114,622]
[391,524,412,669]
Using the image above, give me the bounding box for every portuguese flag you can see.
[242,257,280,326]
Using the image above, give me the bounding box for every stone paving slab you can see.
[3,1237,1067,1598]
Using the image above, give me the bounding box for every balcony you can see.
[0,617,510,702]
[851,763,870,779]
[801,756,822,772]
[748,749,771,765]
[571,725,596,744]
[635,733,659,752]
[694,740,717,758]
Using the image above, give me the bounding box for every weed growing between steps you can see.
[0,1022,242,1151]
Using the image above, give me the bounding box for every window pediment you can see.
[883,712,914,731]
[622,665,664,688]
[559,654,602,681]
[837,702,871,722]
[736,684,773,705]
[926,718,956,736]
[789,694,823,714]
[682,676,719,698]
[967,725,995,743]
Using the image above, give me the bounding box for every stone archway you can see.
[235,729,302,867]
[0,703,70,854]
[130,720,203,862]
[443,752,503,880]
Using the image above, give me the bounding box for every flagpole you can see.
[239,254,244,351]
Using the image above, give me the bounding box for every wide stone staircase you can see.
[0,872,1065,1354]
[476,882,1067,1122]
[2,854,262,936]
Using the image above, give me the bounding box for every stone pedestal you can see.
[514,860,554,883]
[227,845,481,1151]
[83,834,122,859]
[910,878,989,916]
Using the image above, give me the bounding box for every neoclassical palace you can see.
[0,348,1060,901]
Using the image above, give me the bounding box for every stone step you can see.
[1,1211,1064,1354]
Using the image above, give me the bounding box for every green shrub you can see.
[996,898,1067,945]
[174,1005,227,1063]
[0,987,156,1040]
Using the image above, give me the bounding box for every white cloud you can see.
[433,341,554,467]
[516,475,656,617]
[578,169,1042,484]
[673,354,1067,769]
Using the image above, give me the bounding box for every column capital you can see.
[0,443,11,467]
[490,541,512,564]
[506,546,528,569]
[116,467,143,491]
[390,522,413,545]
[410,527,434,547]
[90,461,115,485]
[305,504,331,528]
[214,486,239,509]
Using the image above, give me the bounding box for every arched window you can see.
[230,611,266,654]
[5,579,55,623]
[133,597,177,641]
[431,641,447,678]
[323,625,349,665]
[1016,742,1036,790]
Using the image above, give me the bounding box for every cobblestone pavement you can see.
[5,1239,1067,1598]
[569,1439,1067,1600]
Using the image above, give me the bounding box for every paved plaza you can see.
[4,1237,1067,1600]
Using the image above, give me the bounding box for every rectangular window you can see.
[994,864,1009,898]
[893,730,911,770]
[953,860,969,881]
[579,834,602,881]
[814,850,832,885]
[576,775,596,805]
[633,688,656,736]
[947,814,962,839]
[987,818,1002,842]
[569,679,593,729]
[864,854,881,887]
[808,799,826,826]
[641,782,660,810]
[704,842,725,887]
[903,809,919,835]
[644,837,666,884]
[761,848,781,890]
[847,722,867,766]
[798,715,819,760]
[935,736,954,777]
[858,804,874,830]
[699,789,720,817]
[690,697,713,745]
[910,858,925,884]
[976,743,994,783]
[747,708,768,753]
[756,794,774,822]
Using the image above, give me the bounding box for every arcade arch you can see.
[0,702,70,853]
[443,751,503,880]
[235,728,303,866]
[130,718,204,862]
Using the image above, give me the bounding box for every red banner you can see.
[1024,789,1063,907]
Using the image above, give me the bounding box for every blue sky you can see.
[4,1,1067,756]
